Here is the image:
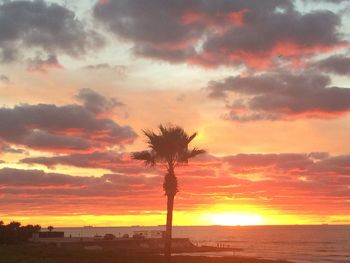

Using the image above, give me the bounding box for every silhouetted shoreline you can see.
[0,243,292,263]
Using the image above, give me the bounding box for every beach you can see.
[58,225,350,263]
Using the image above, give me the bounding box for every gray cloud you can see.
[308,0,348,2]
[0,167,159,189]
[208,71,350,121]
[0,74,10,84]
[0,89,136,152]
[21,151,138,173]
[94,0,204,47]
[0,0,104,63]
[0,142,26,154]
[223,153,314,171]
[93,0,345,68]
[0,167,91,187]
[27,54,62,73]
[20,150,159,175]
[315,54,350,75]
[76,88,124,114]
[0,167,162,215]
[219,152,350,181]
[201,10,342,67]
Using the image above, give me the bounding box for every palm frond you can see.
[187,148,206,159]
[131,150,156,166]
[187,132,197,143]
[135,124,205,167]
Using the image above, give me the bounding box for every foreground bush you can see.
[0,221,41,244]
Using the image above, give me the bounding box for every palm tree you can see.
[132,124,205,263]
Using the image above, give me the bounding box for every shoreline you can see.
[30,237,244,254]
[0,243,293,263]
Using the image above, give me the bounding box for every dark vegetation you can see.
[0,243,291,263]
[0,221,41,244]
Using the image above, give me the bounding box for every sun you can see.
[208,213,264,226]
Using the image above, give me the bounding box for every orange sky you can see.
[0,0,350,227]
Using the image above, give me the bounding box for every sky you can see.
[0,0,350,227]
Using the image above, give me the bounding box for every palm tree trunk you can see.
[165,193,175,263]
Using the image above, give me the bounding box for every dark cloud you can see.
[76,88,124,114]
[0,168,90,187]
[133,44,197,64]
[315,54,350,75]
[308,0,348,2]
[0,167,159,189]
[20,150,350,181]
[0,0,104,63]
[223,153,313,172]
[207,71,350,121]
[19,130,91,151]
[309,155,350,175]
[27,54,62,73]
[200,10,342,68]
[0,74,10,84]
[20,150,160,175]
[0,89,136,152]
[0,142,26,154]
[218,152,350,178]
[93,0,345,69]
[94,0,203,46]
[0,167,162,215]
[0,167,159,192]
[21,151,142,174]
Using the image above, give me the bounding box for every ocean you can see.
[57,225,350,263]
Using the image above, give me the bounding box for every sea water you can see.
[57,225,350,263]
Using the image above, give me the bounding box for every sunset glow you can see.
[208,213,264,226]
[0,0,350,228]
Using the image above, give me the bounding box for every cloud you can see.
[200,9,344,68]
[0,89,136,153]
[82,63,128,75]
[0,74,10,84]
[0,142,26,154]
[216,152,350,181]
[93,0,346,69]
[0,167,162,215]
[27,54,63,73]
[76,88,124,114]
[0,0,104,63]
[179,152,350,213]
[308,0,348,2]
[0,168,90,187]
[222,153,313,172]
[2,152,350,216]
[207,70,350,121]
[314,54,350,75]
[21,151,144,174]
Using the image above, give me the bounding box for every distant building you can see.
[132,230,165,239]
[150,230,165,238]
[32,231,64,239]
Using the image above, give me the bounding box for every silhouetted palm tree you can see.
[132,124,205,263]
